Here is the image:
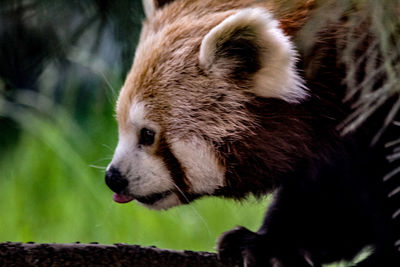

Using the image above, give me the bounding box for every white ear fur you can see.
[142,0,156,18]
[143,0,174,18]
[199,8,308,103]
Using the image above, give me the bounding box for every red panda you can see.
[105,0,400,266]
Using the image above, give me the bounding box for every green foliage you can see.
[340,0,400,143]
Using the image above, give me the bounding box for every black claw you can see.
[217,226,261,266]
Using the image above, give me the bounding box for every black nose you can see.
[105,167,129,193]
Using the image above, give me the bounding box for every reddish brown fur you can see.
[117,0,315,133]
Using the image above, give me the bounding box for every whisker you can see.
[99,70,118,103]
[89,164,107,170]
[94,157,113,162]
[172,183,211,239]
[102,144,115,152]
[172,183,190,203]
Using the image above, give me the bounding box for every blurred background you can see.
[0,0,270,256]
[1,1,399,266]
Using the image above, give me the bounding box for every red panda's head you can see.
[105,0,308,210]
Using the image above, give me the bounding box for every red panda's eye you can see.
[139,128,155,146]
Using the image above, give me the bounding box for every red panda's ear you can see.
[199,8,308,104]
[143,0,175,18]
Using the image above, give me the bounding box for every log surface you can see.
[0,242,238,267]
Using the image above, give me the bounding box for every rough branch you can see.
[0,242,238,267]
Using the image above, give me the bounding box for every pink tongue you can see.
[113,193,134,204]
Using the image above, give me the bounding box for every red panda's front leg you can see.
[217,179,322,267]
[217,226,270,267]
[217,208,320,267]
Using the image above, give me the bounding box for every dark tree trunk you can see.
[0,242,237,267]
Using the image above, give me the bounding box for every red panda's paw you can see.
[217,226,319,267]
[217,226,269,267]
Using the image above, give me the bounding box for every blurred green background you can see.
[0,1,360,266]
